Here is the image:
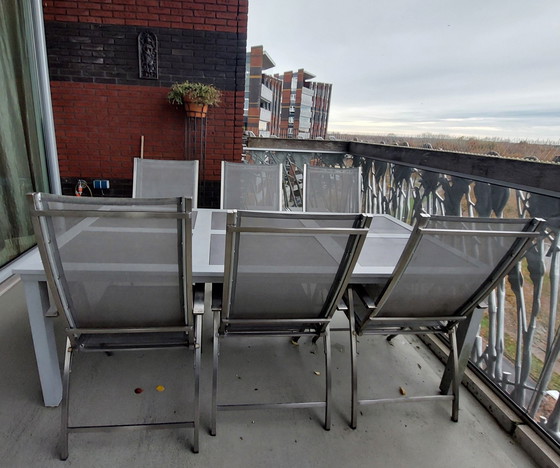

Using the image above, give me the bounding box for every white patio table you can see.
[14,210,411,407]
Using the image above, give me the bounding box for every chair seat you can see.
[28,193,201,458]
[221,161,283,210]
[220,321,329,335]
[132,158,199,207]
[76,331,192,351]
[347,214,544,429]
[303,164,362,212]
[211,210,372,435]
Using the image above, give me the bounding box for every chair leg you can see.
[348,293,359,430]
[210,311,220,437]
[323,327,332,431]
[387,328,405,342]
[450,326,460,422]
[59,338,73,461]
[192,314,202,453]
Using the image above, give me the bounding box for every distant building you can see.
[245,46,332,139]
[245,46,282,137]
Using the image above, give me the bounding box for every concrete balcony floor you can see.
[1,279,539,467]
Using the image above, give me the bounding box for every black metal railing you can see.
[245,137,560,447]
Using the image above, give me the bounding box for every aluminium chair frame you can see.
[347,213,544,429]
[220,161,284,210]
[28,193,203,459]
[132,157,199,208]
[302,164,362,213]
[211,210,372,435]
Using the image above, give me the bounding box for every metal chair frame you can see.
[303,164,362,212]
[220,161,284,210]
[347,213,544,429]
[132,157,199,208]
[211,210,372,435]
[28,193,203,460]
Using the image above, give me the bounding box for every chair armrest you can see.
[193,283,205,315]
[353,284,377,310]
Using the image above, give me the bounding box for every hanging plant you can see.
[167,80,221,118]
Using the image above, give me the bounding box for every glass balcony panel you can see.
[245,143,560,448]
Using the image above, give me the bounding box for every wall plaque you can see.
[138,31,158,79]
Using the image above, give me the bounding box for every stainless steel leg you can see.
[192,314,202,453]
[211,311,220,436]
[347,288,359,430]
[440,308,484,394]
[324,326,332,431]
[59,338,72,461]
[450,326,460,422]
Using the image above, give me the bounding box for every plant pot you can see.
[184,101,208,118]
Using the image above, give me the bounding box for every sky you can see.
[247,0,560,142]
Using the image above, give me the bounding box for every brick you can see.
[46,3,245,189]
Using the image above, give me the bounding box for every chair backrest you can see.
[221,161,283,210]
[28,193,194,334]
[354,214,544,333]
[221,210,372,334]
[133,158,199,208]
[303,165,362,213]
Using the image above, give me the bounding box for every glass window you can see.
[0,1,49,270]
[291,76,298,90]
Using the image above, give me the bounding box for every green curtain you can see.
[0,0,49,268]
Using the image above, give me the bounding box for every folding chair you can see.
[303,165,362,212]
[133,158,199,208]
[220,161,283,210]
[211,210,372,434]
[28,193,203,460]
[347,213,544,428]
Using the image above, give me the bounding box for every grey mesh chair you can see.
[133,157,199,207]
[220,161,283,210]
[303,164,362,212]
[211,210,372,435]
[28,193,203,460]
[347,213,544,429]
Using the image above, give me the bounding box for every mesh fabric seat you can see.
[211,210,372,435]
[133,158,199,207]
[28,193,203,460]
[220,161,283,210]
[347,213,544,428]
[303,164,362,212]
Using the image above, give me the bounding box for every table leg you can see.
[439,307,484,395]
[23,279,62,407]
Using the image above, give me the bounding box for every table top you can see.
[14,210,411,284]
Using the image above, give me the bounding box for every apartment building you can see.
[244,46,282,137]
[245,46,332,139]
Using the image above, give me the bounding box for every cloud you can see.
[248,0,560,140]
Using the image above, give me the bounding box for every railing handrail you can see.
[247,138,560,198]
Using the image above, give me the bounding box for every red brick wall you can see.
[44,0,248,204]
[43,0,248,33]
[51,82,243,181]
